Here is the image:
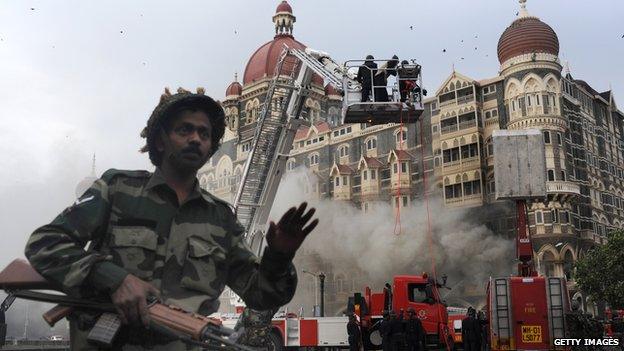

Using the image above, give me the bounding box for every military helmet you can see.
[140,87,226,166]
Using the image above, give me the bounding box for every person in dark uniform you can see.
[389,310,405,351]
[404,308,425,351]
[462,307,481,351]
[477,310,489,351]
[347,314,362,351]
[356,55,377,102]
[374,310,392,351]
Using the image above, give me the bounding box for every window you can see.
[557,133,562,145]
[363,170,367,181]
[527,95,532,106]
[544,131,551,144]
[536,95,540,105]
[512,100,516,112]
[287,160,296,171]
[483,85,496,95]
[393,163,398,174]
[445,184,463,199]
[371,170,376,180]
[551,209,559,223]
[491,109,498,117]
[366,138,377,150]
[299,141,304,148]
[432,125,438,134]
[401,162,408,173]
[402,196,408,207]
[560,170,566,181]
[347,127,352,133]
[485,111,491,119]
[342,176,347,185]
[560,211,569,224]
[396,130,407,143]
[339,145,349,157]
[535,211,543,224]
[463,180,481,196]
[335,176,340,186]
[548,170,555,181]
[309,154,319,165]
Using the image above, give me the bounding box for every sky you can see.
[0,0,623,276]
[0,0,622,337]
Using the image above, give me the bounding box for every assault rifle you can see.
[0,259,253,351]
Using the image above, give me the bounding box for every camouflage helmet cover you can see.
[140,87,226,166]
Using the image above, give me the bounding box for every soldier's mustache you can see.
[181,146,202,156]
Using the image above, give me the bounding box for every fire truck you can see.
[486,130,571,351]
[221,274,453,350]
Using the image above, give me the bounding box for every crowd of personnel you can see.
[355,54,425,104]
[347,308,426,351]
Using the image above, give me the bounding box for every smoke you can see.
[270,167,515,313]
[0,293,69,340]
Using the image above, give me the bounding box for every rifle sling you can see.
[9,290,115,311]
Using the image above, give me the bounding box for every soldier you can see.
[462,307,481,351]
[24,87,319,350]
[404,307,425,351]
[347,314,362,351]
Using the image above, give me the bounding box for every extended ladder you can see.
[233,46,315,254]
[492,278,512,347]
[547,277,566,340]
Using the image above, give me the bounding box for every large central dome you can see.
[497,1,559,65]
[242,1,322,85]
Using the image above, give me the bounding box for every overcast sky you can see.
[0,0,622,269]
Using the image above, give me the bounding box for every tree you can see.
[574,230,624,309]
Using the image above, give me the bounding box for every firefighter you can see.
[389,310,405,351]
[462,307,481,351]
[356,55,377,102]
[404,307,425,351]
[347,314,362,351]
[477,310,489,351]
[374,310,392,351]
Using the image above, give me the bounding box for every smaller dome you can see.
[497,16,559,64]
[324,84,340,96]
[225,81,242,97]
[276,1,292,14]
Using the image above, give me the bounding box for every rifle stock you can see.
[0,259,55,290]
[43,305,74,327]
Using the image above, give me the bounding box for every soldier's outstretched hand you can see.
[266,202,318,256]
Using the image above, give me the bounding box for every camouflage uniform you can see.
[25,168,297,350]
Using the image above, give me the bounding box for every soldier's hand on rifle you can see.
[266,202,318,256]
[111,274,160,327]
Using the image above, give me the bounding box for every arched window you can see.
[541,251,556,277]
[395,130,407,143]
[544,131,551,144]
[560,170,566,181]
[339,145,349,157]
[366,138,377,150]
[309,153,319,165]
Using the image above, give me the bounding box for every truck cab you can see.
[354,274,453,350]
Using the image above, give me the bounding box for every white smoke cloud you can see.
[270,167,515,312]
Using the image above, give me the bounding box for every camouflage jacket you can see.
[25,168,297,349]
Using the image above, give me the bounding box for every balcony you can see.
[546,181,580,196]
[456,94,475,105]
[546,181,580,201]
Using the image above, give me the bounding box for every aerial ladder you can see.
[227,47,425,319]
[233,47,426,255]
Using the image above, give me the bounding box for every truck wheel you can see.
[364,329,382,349]
[267,330,283,351]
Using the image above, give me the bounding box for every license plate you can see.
[521,325,542,343]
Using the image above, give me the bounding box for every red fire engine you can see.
[487,130,571,351]
[353,274,454,350]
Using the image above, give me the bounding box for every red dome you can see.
[243,35,323,85]
[225,81,242,97]
[276,1,292,13]
[497,16,559,64]
[325,84,340,96]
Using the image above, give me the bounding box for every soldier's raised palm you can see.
[266,202,318,255]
